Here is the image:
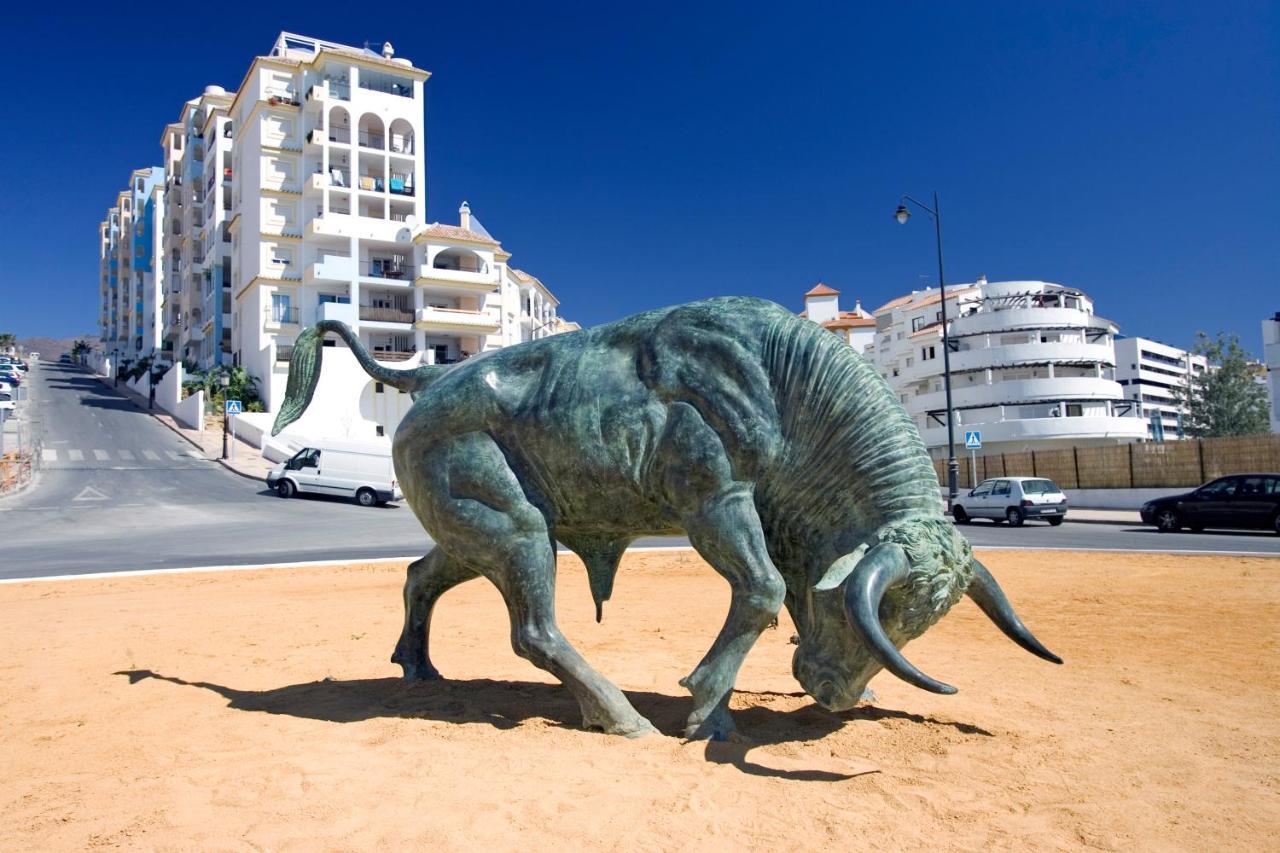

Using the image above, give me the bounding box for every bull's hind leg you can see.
[391,548,477,680]
[425,434,655,737]
[679,483,785,741]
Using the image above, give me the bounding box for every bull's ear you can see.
[813,544,868,592]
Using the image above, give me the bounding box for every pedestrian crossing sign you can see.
[224,400,243,415]
[964,430,982,450]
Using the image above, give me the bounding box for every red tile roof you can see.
[805,283,840,297]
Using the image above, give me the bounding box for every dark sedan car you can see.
[1140,474,1280,534]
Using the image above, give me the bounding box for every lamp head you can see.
[894,204,910,225]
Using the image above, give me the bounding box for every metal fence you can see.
[934,433,1280,490]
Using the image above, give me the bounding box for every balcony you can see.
[358,131,385,150]
[306,80,350,103]
[904,376,1125,416]
[946,341,1116,374]
[264,90,300,108]
[950,307,1114,338]
[416,265,497,294]
[265,306,300,326]
[305,255,355,284]
[415,306,502,334]
[361,259,414,281]
[371,349,417,362]
[317,301,357,325]
[359,305,414,324]
[275,345,295,364]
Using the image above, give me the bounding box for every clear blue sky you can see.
[1,1,1276,352]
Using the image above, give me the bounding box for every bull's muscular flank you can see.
[273,297,1062,740]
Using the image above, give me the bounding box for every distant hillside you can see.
[14,334,98,361]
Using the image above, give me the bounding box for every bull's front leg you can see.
[679,483,785,741]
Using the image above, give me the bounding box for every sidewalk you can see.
[93,373,272,481]
[1064,507,1142,525]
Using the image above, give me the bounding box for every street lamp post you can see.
[895,192,960,509]
[220,373,231,460]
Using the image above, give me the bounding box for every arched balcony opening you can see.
[328,106,351,144]
[388,118,414,155]
[432,248,487,274]
[357,113,384,150]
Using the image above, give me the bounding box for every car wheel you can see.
[1047,517,1064,526]
[276,479,295,499]
[355,487,378,508]
[1006,507,1025,527]
[952,506,970,524]
[1273,512,1280,536]
[1155,508,1182,533]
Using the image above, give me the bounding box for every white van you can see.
[267,441,402,507]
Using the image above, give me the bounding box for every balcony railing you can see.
[265,306,299,325]
[357,131,385,150]
[276,345,295,363]
[359,78,413,98]
[359,305,414,324]
[362,260,414,280]
[371,349,416,362]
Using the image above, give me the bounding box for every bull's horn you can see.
[966,560,1063,665]
[843,543,957,695]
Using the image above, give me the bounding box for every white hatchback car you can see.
[952,477,1068,527]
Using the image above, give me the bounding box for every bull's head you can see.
[792,517,1061,710]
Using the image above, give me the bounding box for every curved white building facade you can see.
[869,279,1147,456]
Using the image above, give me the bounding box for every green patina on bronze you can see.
[273,297,1061,740]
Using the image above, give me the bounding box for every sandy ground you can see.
[1,549,1277,851]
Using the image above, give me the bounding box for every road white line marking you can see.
[68,449,84,461]
[166,451,183,460]
[93,450,110,461]
[118,450,135,460]
[142,450,160,461]
[71,486,109,502]
[42,448,57,462]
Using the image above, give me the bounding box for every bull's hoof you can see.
[683,706,738,742]
[395,658,442,681]
[584,712,656,738]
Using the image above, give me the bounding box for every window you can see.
[911,317,925,332]
[375,382,384,393]
[921,346,937,361]
[972,482,994,497]
[1065,404,1083,417]
[271,293,292,322]
[993,481,1011,497]
[375,425,386,437]
[1197,478,1237,499]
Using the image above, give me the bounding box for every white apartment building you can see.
[800,284,876,351]
[96,32,574,447]
[1264,311,1280,433]
[867,278,1147,456]
[1113,337,1207,440]
[161,86,236,371]
[97,167,165,367]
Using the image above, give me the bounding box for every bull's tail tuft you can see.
[271,324,326,435]
[271,320,453,436]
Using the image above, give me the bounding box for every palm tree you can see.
[0,332,16,354]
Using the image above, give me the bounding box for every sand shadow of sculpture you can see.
[269,297,1061,742]
[114,669,989,780]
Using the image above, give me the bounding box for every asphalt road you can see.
[2,362,1276,582]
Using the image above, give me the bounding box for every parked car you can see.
[952,477,1069,526]
[0,390,14,413]
[1140,474,1280,535]
[267,441,402,507]
[0,366,21,386]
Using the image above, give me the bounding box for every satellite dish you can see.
[404,214,418,229]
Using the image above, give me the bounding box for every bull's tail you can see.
[270,320,450,436]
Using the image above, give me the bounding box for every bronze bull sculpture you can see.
[273,297,1060,740]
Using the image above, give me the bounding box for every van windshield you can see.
[1021,479,1060,494]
